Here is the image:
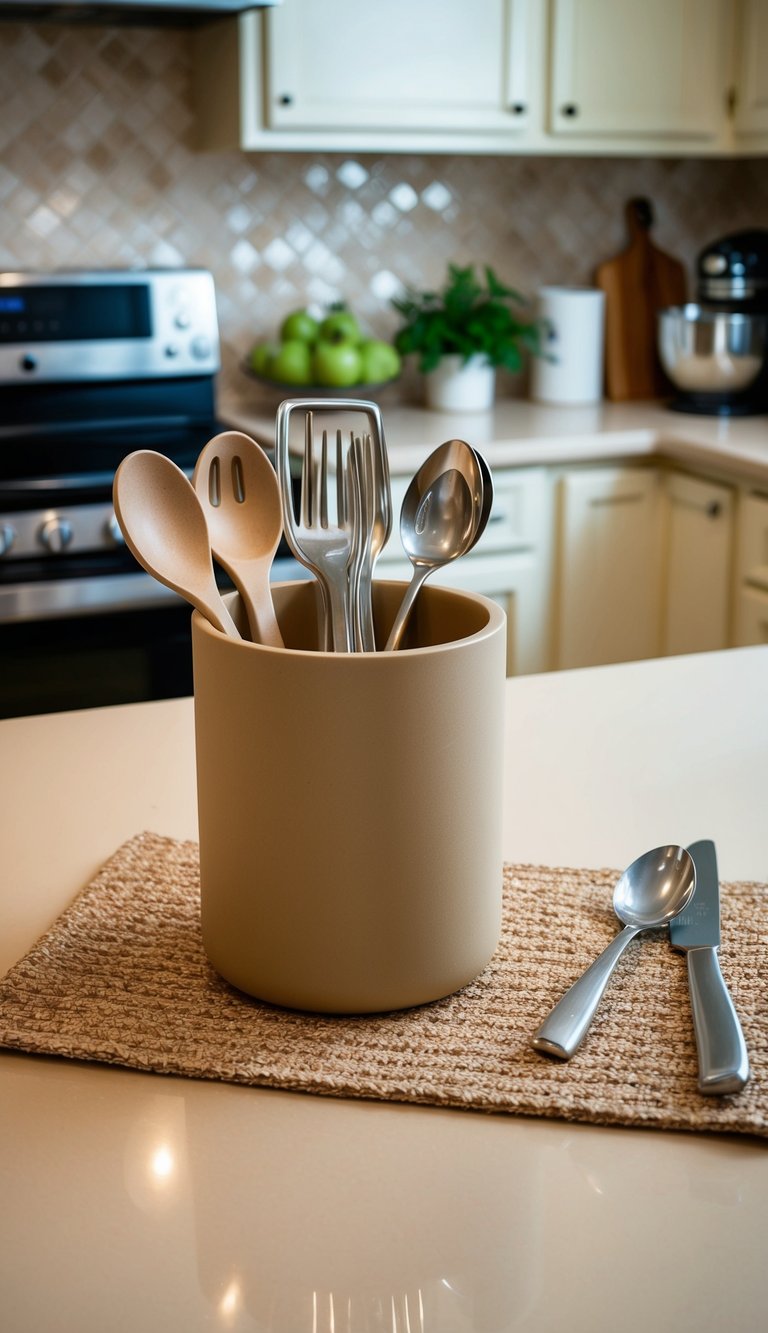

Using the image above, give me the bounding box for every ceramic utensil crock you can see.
[192,579,506,1014]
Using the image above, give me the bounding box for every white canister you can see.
[531,286,606,405]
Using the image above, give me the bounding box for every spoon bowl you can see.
[113,449,240,639]
[194,431,284,647]
[613,844,696,929]
[468,446,493,550]
[532,844,696,1060]
[384,440,483,651]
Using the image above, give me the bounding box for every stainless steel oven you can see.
[0,268,295,718]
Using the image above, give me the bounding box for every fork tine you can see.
[364,433,375,528]
[320,429,329,529]
[301,411,314,528]
[336,429,346,525]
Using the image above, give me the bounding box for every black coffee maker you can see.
[659,230,768,415]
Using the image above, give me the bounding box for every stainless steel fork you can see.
[276,403,355,651]
[276,399,391,652]
[349,431,392,650]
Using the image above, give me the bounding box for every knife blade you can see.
[669,840,749,1095]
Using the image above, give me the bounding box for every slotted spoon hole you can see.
[231,455,246,504]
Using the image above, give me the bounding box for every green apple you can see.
[250,340,280,376]
[359,339,401,383]
[313,339,363,387]
[319,308,361,345]
[279,308,320,345]
[267,339,313,385]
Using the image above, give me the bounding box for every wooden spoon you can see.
[194,431,284,647]
[113,449,240,639]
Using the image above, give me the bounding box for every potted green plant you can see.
[391,263,542,411]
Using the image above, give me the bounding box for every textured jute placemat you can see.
[0,831,766,1137]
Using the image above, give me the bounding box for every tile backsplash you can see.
[2,19,768,403]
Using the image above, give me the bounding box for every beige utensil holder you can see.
[191,579,506,1014]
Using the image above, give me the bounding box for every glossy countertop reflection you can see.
[2,648,768,1331]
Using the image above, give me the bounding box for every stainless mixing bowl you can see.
[658,304,767,393]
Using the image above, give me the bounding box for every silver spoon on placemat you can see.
[532,844,696,1060]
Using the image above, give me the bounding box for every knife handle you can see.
[686,947,750,1095]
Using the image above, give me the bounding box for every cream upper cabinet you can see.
[264,0,535,135]
[733,0,768,135]
[548,0,730,141]
[194,0,545,152]
[194,0,764,155]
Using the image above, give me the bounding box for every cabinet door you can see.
[734,0,768,134]
[737,492,768,590]
[662,473,734,657]
[379,549,550,677]
[380,467,553,676]
[265,0,534,133]
[549,0,728,138]
[556,467,661,670]
[735,586,768,644]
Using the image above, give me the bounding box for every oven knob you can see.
[191,336,212,360]
[0,523,16,556]
[174,309,191,329]
[39,516,74,552]
[105,513,125,546]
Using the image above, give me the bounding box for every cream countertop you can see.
[221,391,768,485]
[1,646,767,1331]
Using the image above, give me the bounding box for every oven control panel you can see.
[0,502,126,559]
[0,268,220,383]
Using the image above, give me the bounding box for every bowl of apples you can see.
[245,304,402,399]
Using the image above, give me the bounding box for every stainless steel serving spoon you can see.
[113,449,240,639]
[193,431,284,647]
[384,440,485,652]
[384,466,476,651]
[532,844,696,1060]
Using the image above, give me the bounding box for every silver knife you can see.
[670,840,749,1095]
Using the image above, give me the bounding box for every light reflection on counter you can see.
[123,1095,188,1214]
[185,1092,543,1331]
[218,1276,244,1323]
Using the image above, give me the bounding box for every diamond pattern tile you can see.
[1,20,768,402]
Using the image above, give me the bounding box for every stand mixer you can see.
[659,229,768,416]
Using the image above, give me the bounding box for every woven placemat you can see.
[0,831,766,1137]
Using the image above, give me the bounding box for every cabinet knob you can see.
[561,103,579,118]
[277,93,294,106]
[707,501,722,519]
[510,102,527,115]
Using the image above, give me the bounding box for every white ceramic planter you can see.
[424,354,496,413]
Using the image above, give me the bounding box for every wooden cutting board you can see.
[595,198,688,401]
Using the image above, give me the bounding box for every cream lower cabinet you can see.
[734,491,768,645]
[378,467,554,676]
[555,466,662,670]
[736,586,768,643]
[661,471,735,657]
